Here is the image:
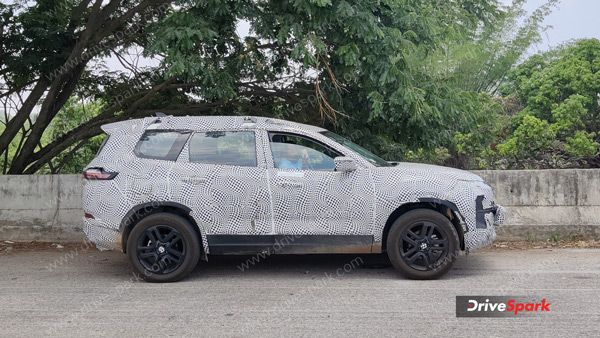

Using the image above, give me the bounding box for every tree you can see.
[495,39,600,168]
[334,0,557,167]
[1,0,174,173]
[40,97,106,173]
[0,0,526,174]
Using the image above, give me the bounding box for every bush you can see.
[565,131,599,158]
[497,115,555,158]
[491,39,600,168]
[551,94,589,136]
[403,147,451,165]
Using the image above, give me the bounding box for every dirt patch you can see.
[491,240,600,250]
[0,241,97,255]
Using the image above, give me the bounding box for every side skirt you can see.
[206,235,374,255]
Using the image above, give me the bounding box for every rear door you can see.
[177,130,273,244]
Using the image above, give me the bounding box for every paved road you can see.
[1,247,599,337]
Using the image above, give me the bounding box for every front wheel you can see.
[386,209,460,279]
[127,213,201,282]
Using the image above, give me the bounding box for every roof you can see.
[101,115,327,134]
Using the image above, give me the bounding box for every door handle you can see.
[182,176,207,184]
[276,180,302,188]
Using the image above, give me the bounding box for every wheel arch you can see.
[120,201,205,255]
[381,198,466,252]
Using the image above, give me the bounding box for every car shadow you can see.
[95,250,487,282]
[180,253,485,281]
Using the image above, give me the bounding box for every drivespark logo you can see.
[456,296,551,317]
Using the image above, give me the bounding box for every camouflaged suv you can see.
[82,115,505,282]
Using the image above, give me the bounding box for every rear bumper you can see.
[82,218,121,251]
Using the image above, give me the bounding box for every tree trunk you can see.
[0,79,48,156]
[8,64,87,174]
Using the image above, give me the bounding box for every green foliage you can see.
[0,0,81,86]
[565,131,599,158]
[497,114,555,158]
[149,0,509,154]
[551,95,590,135]
[0,120,31,174]
[0,0,575,173]
[332,0,554,166]
[45,98,105,140]
[403,147,452,165]
[506,40,600,118]
[494,39,600,168]
[449,93,505,168]
[427,0,558,94]
[38,98,106,174]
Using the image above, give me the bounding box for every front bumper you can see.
[464,203,505,251]
[82,218,121,251]
[493,205,506,226]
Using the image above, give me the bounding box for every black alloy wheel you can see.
[137,225,186,274]
[127,213,201,282]
[387,209,460,279]
[399,220,449,271]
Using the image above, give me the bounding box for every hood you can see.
[384,162,483,182]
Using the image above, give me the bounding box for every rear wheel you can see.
[127,213,201,282]
[386,209,459,279]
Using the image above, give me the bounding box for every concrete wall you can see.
[0,175,84,242]
[1,170,599,242]
[473,169,600,241]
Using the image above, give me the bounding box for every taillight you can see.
[82,167,118,180]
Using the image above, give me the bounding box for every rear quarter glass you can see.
[133,130,191,161]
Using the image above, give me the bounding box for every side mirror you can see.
[334,156,358,172]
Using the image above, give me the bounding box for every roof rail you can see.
[264,118,285,125]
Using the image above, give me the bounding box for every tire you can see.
[386,209,460,280]
[126,213,201,282]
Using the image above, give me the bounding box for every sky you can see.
[501,0,600,54]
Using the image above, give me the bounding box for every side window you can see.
[134,130,190,160]
[269,133,341,170]
[189,131,257,167]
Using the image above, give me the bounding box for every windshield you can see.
[320,131,392,167]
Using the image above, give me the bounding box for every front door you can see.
[265,131,374,251]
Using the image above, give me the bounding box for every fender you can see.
[119,201,208,256]
[418,197,467,230]
[119,201,192,233]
